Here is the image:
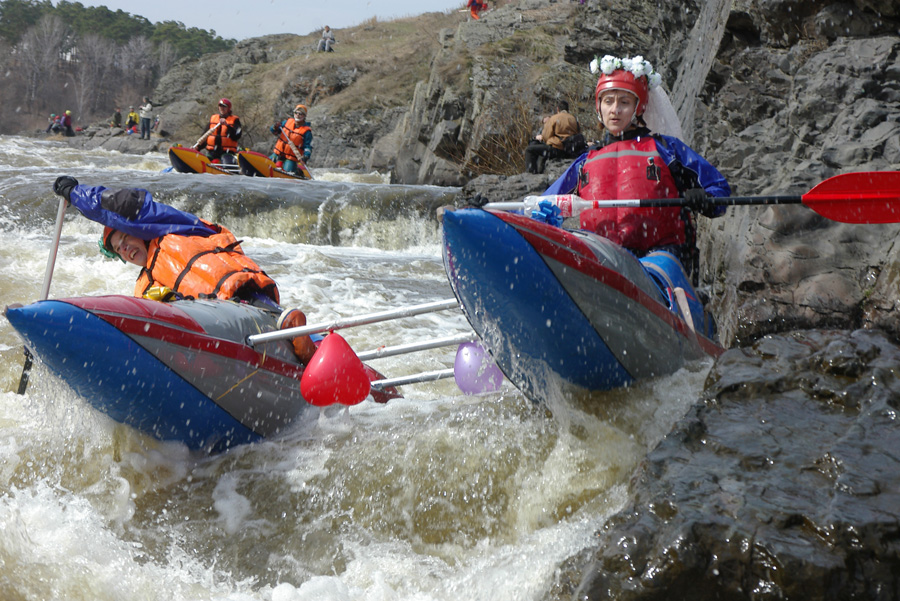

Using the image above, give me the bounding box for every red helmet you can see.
[595,69,650,116]
[218,98,232,110]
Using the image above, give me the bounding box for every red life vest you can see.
[274,118,310,161]
[577,135,686,252]
[134,221,279,303]
[205,113,240,153]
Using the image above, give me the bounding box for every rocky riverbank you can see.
[551,328,900,600]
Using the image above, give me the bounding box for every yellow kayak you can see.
[167,145,238,175]
[237,150,312,180]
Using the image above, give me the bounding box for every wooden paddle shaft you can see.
[277,124,307,167]
[193,120,225,149]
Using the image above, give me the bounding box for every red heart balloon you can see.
[300,333,371,406]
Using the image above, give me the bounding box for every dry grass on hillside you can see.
[183,11,463,145]
[268,12,462,115]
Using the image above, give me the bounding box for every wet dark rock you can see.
[555,329,900,601]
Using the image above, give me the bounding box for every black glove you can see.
[53,175,78,201]
[683,188,716,216]
[468,193,489,208]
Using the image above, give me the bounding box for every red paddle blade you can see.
[802,171,900,224]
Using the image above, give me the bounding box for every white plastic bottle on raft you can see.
[521,195,602,217]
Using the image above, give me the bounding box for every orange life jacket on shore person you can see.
[134,221,280,303]
[577,135,686,252]
[273,118,311,162]
[205,114,241,153]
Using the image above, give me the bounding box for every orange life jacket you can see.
[273,118,311,162]
[134,221,280,303]
[205,113,240,153]
[577,135,686,252]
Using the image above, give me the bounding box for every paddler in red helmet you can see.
[544,55,731,279]
[52,176,316,363]
[194,97,242,166]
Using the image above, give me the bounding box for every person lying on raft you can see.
[542,55,731,282]
[52,175,316,363]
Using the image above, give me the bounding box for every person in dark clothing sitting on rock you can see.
[524,100,584,174]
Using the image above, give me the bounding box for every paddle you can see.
[17,195,68,395]
[483,172,900,225]
[192,123,219,150]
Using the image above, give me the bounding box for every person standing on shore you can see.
[61,110,74,137]
[467,0,487,19]
[139,97,153,140]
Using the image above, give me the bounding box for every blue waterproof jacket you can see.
[68,185,214,240]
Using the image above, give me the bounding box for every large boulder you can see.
[558,328,900,601]
[696,32,900,346]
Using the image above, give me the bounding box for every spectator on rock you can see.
[468,0,487,19]
[317,26,335,52]
[61,110,75,137]
[46,113,62,134]
[125,107,140,134]
[139,97,153,140]
[524,100,583,174]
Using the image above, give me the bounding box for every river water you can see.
[0,136,711,601]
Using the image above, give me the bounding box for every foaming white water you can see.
[311,169,391,185]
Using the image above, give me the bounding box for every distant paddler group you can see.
[168,97,313,180]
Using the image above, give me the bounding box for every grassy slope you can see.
[243,13,460,115]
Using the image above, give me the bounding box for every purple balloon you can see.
[454,342,503,395]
